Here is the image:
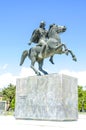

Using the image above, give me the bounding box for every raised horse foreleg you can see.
[55,43,77,61]
[67,50,77,61]
[61,44,77,61]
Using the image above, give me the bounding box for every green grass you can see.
[78,112,86,115]
[0,110,14,116]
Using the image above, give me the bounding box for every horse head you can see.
[56,25,66,33]
[48,24,66,35]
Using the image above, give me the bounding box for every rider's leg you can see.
[39,40,46,58]
[39,45,46,58]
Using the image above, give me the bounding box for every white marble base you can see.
[15,73,78,121]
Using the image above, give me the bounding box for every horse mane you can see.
[48,24,55,38]
[49,24,53,31]
[48,24,55,31]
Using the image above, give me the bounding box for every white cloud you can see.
[2,64,8,70]
[0,73,17,89]
[19,67,36,77]
[0,64,8,70]
[59,70,86,86]
[0,67,86,89]
[0,67,36,89]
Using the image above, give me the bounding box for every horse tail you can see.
[20,50,28,66]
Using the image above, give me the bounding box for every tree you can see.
[83,91,86,111]
[2,84,16,110]
[78,86,83,111]
[78,86,86,112]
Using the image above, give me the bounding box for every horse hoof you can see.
[37,72,41,76]
[44,72,48,75]
[73,57,77,62]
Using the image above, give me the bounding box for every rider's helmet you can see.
[40,21,46,28]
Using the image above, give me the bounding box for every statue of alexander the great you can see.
[20,22,77,75]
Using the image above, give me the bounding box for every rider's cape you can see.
[30,29,40,43]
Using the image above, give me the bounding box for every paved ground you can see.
[0,114,86,130]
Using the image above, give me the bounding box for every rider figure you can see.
[29,21,54,64]
[36,21,48,58]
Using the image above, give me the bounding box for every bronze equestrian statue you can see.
[20,23,77,75]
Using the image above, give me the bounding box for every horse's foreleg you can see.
[55,43,67,51]
[38,60,48,75]
[61,43,69,55]
[67,50,77,61]
[55,43,77,62]
[62,44,77,61]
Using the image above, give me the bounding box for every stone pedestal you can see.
[0,101,7,114]
[15,73,78,121]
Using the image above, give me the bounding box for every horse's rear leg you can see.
[38,60,48,75]
[30,57,41,75]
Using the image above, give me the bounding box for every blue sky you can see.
[0,0,86,88]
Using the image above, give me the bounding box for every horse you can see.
[20,24,77,75]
